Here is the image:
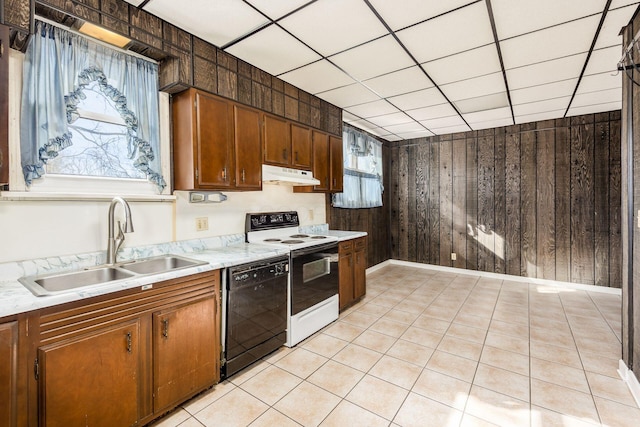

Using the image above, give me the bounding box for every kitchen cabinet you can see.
[330,135,344,192]
[294,131,343,194]
[311,131,330,191]
[263,115,313,170]
[233,104,262,190]
[338,237,367,310]
[0,320,18,427]
[1,24,9,186]
[290,123,312,169]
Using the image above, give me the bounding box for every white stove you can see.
[245,211,338,250]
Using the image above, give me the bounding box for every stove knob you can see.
[275,264,284,274]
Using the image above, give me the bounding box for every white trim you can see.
[366,259,392,274]
[619,359,640,408]
[0,191,175,202]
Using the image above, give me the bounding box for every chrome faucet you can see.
[106,197,134,265]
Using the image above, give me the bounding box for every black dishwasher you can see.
[222,255,289,378]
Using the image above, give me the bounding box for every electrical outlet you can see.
[308,209,314,220]
[451,253,457,261]
[195,217,209,231]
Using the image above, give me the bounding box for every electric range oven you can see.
[246,211,340,347]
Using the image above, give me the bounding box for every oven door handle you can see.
[291,242,338,258]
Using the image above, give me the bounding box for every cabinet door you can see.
[0,321,17,427]
[234,104,262,190]
[329,135,343,192]
[312,131,329,191]
[263,114,291,166]
[0,24,9,186]
[39,320,142,427]
[338,241,354,311]
[354,242,367,300]
[153,296,218,413]
[291,123,312,169]
[196,92,234,188]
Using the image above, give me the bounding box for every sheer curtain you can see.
[332,126,384,209]
[20,20,166,191]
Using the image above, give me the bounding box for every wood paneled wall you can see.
[387,111,622,288]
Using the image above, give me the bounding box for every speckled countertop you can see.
[0,226,366,319]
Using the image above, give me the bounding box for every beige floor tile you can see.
[346,375,409,421]
[426,350,479,383]
[586,371,637,407]
[401,326,444,348]
[150,409,191,427]
[240,365,302,406]
[473,363,530,402]
[369,318,410,338]
[575,336,620,359]
[485,331,530,356]
[593,396,640,427]
[459,413,500,427]
[480,346,530,376]
[579,352,620,378]
[438,335,483,361]
[446,323,488,344]
[369,355,423,390]
[530,325,576,349]
[529,405,600,427]
[323,321,365,342]
[529,341,582,369]
[320,400,389,427]
[382,308,420,325]
[423,304,458,322]
[301,333,349,358]
[261,345,294,364]
[228,361,270,386]
[353,329,397,353]
[275,348,328,379]
[332,343,383,372]
[307,360,364,397]
[194,388,269,427]
[411,368,471,410]
[341,310,380,329]
[465,385,531,427]
[368,295,401,308]
[394,299,428,315]
[183,381,236,415]
[386,339,435,367]
[274,382,341,427]
[177,418,205,427]
[530,378,599,424]
[412,315,451,334]
[530,358,590,393]
[393,392,463,427]
[454,312,492,331]
[248,408,300,427]
[356,302,391,318]
[488,319,529,338]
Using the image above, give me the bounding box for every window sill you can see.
[0,191,176,202]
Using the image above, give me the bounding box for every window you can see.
[19,20,166,193]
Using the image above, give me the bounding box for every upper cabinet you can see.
[294,131,343,194]
[233,104,262,190]
[290,123,312,169]
[311,131,330,192]
[263,114,312,170]
[0,24,9,187]
[329,135,343,192]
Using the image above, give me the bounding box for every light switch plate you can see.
[196,217,209,231]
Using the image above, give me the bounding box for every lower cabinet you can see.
[338,237,367,311]
[0,321,18,427]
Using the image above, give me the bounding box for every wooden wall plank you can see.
[536,121,556,280]
[610,117,622,288]
[440,139,453,266]
[429,141,440,265]
[407,144,418,262]
[477,130,495,272]
[520,126,537,277]
[452,137,467,269]
[466,133,478,271]
[594,120,610,286]
[555,118,571,282]
[389,146,400,259]
[416,142,430,263]
[494,128,506,274]
[505,125,522,276]
[398,146,409,260]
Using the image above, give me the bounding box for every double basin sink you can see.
[19,255,208,297]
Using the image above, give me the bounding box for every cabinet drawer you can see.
[355,238,366,250]
[339,241,353,252]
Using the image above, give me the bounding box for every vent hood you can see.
[262,164,320,186]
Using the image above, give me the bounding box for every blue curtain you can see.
[20,20,166,191]
[332,127,384,209]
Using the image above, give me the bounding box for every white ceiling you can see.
[129,0,639,141]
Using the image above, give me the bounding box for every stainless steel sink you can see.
[19,254,207,297]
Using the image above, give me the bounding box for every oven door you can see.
[290,242,339,316]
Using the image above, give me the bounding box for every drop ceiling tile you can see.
[570,88,620,107]
[577,72,621,94]
[385,134,404,142]
[510,79,578,104]
[384,121,427,134]
[246,0,310,20]
[507,53,587,89]
[585,45,621,75]
[440,72,506,101]
[345,100,400,118]
[363,67,433,98]
[567,101,621,116]
[366,127,393,137]
[454,92,509,114]
[463,107,512,124]
[329,35,415,81]
[388,87,449,110]
[367,0,475,31]
[396,2,494,63]
[406,103,459,121]
[396,130,435,139]
[595,4,637,48]
[431,124,471,135]
[515,109,567,124]
[279,60,355,94]
[491,0,606,40]
[610,0,640,9]
[145,0,269,48]
[123,0,145,6]
[367,112,414,127]
[419,115,466,129]
[513,97,572,116]
[225,25,321,75]
[278,0,387,56]
[421,45,502,85]
[342,111,362,122]
[316,83,379,107]
[471,118,514,130]
[501,15,601,69]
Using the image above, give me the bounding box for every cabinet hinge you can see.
[195,168,199,180]
[34,358,39,380]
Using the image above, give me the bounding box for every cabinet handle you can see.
[241,168,246,183]
[126,332,132,353]
[282,148,287,160]
[222,167,227,181]
[162,319,169,338]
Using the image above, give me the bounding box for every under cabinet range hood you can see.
[261,164,320,186]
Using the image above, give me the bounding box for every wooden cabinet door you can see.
[39,319,142,427]
[291,123,312,169]
[0,24,9,186]
[312,131,329,191]
[263,114,291,166]
[196,91,234,188]
[234,104,262,190]
[153,296,218,413]
[354,239,367,300]
[0,321,17,427]
[338,241,354,311]
[330,135,343,192]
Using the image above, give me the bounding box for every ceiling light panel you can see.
[367,0,476,31]
[144,0,269,48]
[490,0,606,40]
[407,103,459,121]
[225,25,321,76]
[513,97,572,116]
[367,112,414,127]
[421,45,502,86]
[245,0,311,20]
[440,72,506,101]
[329,35,415,81]
[345,100,400,118]
[419,115,466,129]
[585,45,622,75]
[388,87,449,111]
[507,53,587,89]
[515,109,567,124]
[501,15,601,70]
[595,4,637,49]
[279,60,355,94]
[510,79,578,105]
[396,2,494,64]
[316,83,379,107]
[576,72,621,94]
[363,66,433,98]
[278,0,387,57]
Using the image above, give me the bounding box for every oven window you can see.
[303,258,330,282]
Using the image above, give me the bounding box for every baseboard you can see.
[618,360,640,407]
[377,259,621,295]
[366,260,392,274]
